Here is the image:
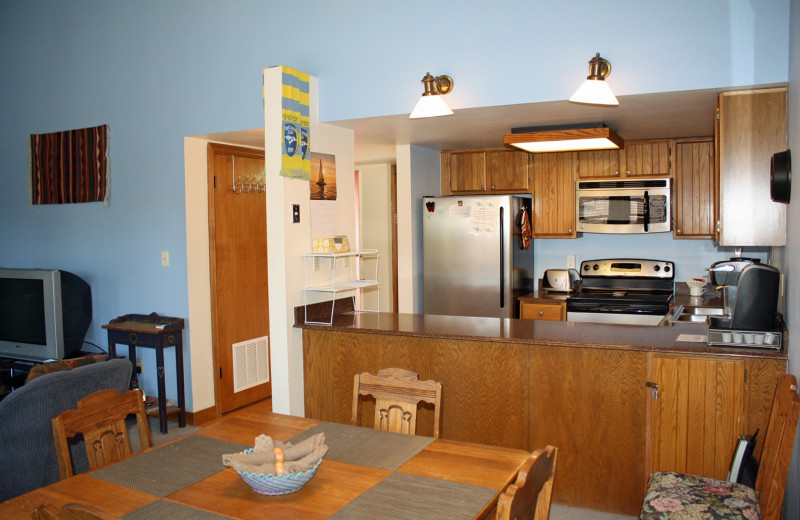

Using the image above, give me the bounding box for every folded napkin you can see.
[222,432,328,475]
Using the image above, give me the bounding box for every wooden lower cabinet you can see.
[647,355,786,480]
[520,300,565,321]
[302,329,785,516]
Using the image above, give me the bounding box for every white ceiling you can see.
[195,85,783,164]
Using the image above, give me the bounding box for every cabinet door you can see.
[622,141,671,177]
[718,88,787,246]
[575,149,621,179]
[448,151,487,193]
[530,152,576,238]
[648,356,745,479]
[487,150,530,192]
[520,301,565,321]
[673,139,715,238]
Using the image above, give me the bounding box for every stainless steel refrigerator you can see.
[422,195,534,318]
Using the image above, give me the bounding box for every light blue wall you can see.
[0,1,791,409]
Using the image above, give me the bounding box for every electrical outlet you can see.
[567,255,576,269]
[136,358,143,373]
[161,250,170,267]
[313,257,320,271]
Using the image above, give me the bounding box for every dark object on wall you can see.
[29,124,109,205]
[770,149,791,204]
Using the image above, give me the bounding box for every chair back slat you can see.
[52,389,152,479]
[352,368,442,438]
[754,373,800,520]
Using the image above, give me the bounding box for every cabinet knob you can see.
[538,311,544,316]
[481,185,486,190]
[568,228,572,233]
[626,170,631,175]
[615,170,620,175]
[491,185,495,190]
[677,229,682,234]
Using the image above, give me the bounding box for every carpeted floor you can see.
[128,415,201,452]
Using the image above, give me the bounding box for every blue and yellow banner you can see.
[280,67,311,180]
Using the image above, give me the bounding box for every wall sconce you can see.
[409,72,454,119]
[569,53,619,106]
[503,123,624,153]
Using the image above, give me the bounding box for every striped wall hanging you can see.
[29,124,110,205]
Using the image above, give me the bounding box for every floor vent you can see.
[232,336,269,393]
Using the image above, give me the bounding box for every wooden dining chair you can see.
[496,445,558,520]
[351,368,442,438]
[51,388,152,479]
[31,502,117,520]
[640,373,800,520]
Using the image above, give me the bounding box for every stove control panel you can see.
[580,259,674,279]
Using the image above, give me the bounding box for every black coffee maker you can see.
[711,264,781,331]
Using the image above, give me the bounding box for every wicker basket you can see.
[233,451,322,495]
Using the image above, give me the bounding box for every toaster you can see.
[542,269,580,293]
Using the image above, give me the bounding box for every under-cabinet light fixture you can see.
[409,72,454,119]
[569,53,619,106]
[503,123,624,153]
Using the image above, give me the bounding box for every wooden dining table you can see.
[0,409,531,519]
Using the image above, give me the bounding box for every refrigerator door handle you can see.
[499,206,505,308]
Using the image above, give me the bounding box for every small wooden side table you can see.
[103,313,186,434]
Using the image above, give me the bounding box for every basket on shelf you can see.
[233,453,322,495]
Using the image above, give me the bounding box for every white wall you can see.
[357,163,393,313]
[396,145,441,313]
[780,1,799,518]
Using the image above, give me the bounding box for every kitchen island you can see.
[295,306,787,515]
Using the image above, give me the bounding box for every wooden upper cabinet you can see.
[673,138,715,239]
[717,88,787,246]
[487,150,530,192]
[446,151,486,193]
[530,152,576,238]
[575,149,621,179]
[441,149,529,194]
[575,140,670,179]
[622,140,671,177]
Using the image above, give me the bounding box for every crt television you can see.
[0,268,92,362]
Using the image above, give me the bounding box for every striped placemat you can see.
[329,472,497,520]
[91,435,248,496]
[289,422,434,471]
[122,499,235,520]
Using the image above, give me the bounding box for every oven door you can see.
[566,297,670,326]
[575,182,671,234]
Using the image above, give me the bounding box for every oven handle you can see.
[643,190,650,232]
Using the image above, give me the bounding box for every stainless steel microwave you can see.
[575,178,671,234]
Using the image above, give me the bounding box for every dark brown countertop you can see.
[295,309,786,359]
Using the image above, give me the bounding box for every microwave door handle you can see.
[643,191,650,232]
[499,206,505,308]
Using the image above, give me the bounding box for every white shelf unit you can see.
[302,249,380,325]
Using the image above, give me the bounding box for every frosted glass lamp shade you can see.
[569,78,619,106]
[410,94,453,119]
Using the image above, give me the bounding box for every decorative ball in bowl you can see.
[234,452,322,495]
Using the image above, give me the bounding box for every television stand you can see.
[0,358,37,400]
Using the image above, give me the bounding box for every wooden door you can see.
[622,141,671,177]
[648,356,745,479]
[447,151,487,192]
[208,143,271,414]
[673,139,715,238]
[486,150,530,192]
[530,152,576,237]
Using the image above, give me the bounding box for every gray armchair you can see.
[0,358,132,501]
